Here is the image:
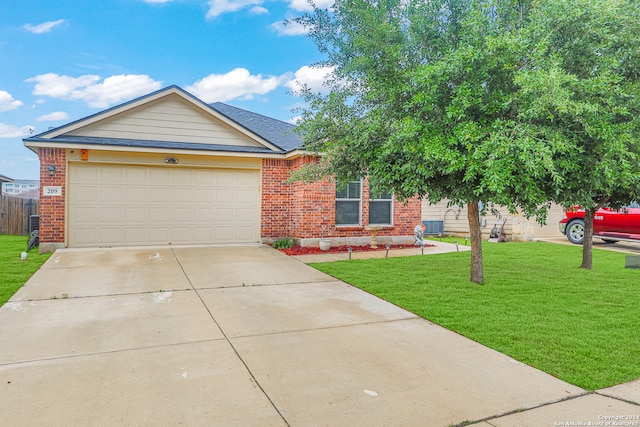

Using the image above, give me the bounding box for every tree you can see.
[515,0,640,269]
[294,0,559,283]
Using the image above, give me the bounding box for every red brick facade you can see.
[38,148,66,246]
[260,156,422,244]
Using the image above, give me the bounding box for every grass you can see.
[310,241,640,391]
[0,234,52,306]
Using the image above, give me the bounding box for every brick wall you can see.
[261,158,293,238]
[261,157,422,242]
[38,148,66,245]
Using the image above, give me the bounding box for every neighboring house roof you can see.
[23,85,304,157]
[0,174,13,183]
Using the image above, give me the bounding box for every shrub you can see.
[272,237,295,249]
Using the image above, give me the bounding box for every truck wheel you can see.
[566,219,585,244]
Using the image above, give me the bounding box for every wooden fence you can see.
[0,195,39,236]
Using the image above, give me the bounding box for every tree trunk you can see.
[467,200,484,284]
[580,207,595,270]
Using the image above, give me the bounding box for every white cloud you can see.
[249,6,269,14]
[36,111,69,122]
[206,0,264,18]
[24,19,66,34]
[26,73,162,109]
[187,68,281,102]
[0,90,23,112]
[79,75,163,108]
[0,123,34,138]
[285,65,335,94]
[287,0,333,12]
[144,0,173,3]
[271,19,309,36]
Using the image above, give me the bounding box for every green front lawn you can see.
[0,235,52,306]
[311,241,640,391]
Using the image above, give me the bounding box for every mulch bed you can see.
[275,243,429,256]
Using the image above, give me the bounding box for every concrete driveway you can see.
[1,245,638,426]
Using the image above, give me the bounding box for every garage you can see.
[68,163,260,247]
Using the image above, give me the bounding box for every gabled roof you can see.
[23,85,304,156]
[210,102,303,152]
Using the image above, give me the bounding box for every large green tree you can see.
[516,0,640,269]
[294,0,560,283]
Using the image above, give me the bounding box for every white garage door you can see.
[68,163,260,247]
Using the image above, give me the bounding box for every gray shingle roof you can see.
[210,102,303,152]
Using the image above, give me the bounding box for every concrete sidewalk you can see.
[292,239,471,263]
[0,245,638,426]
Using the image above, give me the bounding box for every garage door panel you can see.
[72,228,97,245]
[194,208,213,221]
[215,227,234,241]
[215,208,234,222]
[124,207,146,222]
[99,187,124,203]
[171,207,192,222]
[125,187,147,202]
[124,228,146,244]
[236,208,256,222]
[98,207,122,223]
[97,228,122,245]
[100,167,125,182]
[148,208,169,222]
[195,188,214,202]
[216,189,234,203]
[149,188,170,203]
[148,168,171,184]
[172,188,193,203]
[124,168,146,182]
[237,189,256,204]
[73,207,97,223]
[236,227,256,241]
[73,186,98,203]
[69,164,260,247]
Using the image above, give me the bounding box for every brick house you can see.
[24,86,421,253]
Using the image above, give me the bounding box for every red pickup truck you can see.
[559,204,640,244]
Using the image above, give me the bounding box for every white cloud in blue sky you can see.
[186,68,282,102]
[285,65,334,94]
[206,0,264,18]
[23,19,66,34]
[0,91,23,111]
[36,111,69,122]
[271,17,309,36]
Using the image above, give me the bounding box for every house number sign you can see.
[43,186,62,196]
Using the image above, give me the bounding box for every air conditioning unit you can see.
[29,214,40,234]
[422,220,444,235]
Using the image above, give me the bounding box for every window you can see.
[336,180,362,225]
[369,189,393,225]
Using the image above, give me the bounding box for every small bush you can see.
[272,237,295,249]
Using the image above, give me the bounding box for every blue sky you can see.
[0,0,332,180]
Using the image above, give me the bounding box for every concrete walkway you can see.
[0,244,638,426]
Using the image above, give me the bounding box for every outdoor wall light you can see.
[164,157,179,164]
[48,165,56,177]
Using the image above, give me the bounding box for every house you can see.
[422,200,565,241]
[24,86,421,253]
[2,179,39,196]
[0,174,13,184]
